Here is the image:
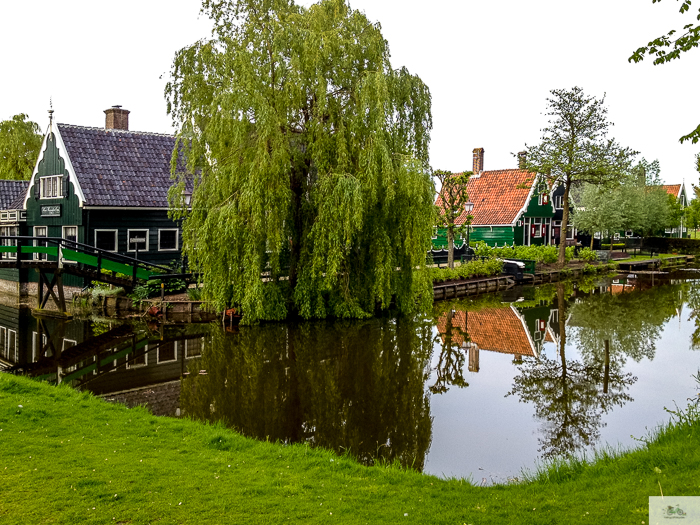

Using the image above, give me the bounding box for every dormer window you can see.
[40,175,62,199]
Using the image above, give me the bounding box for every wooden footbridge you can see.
[0,236,174,316]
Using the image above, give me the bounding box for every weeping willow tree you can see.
[166,0,435,321]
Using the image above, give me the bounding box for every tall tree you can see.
[0,114,42,180]
[434,170,471,269]
[523,87,637,266]
[629,0,700,144]
[166,0,435,322]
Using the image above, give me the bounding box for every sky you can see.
[1,0,699,186]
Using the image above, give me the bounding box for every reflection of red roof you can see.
[436,169,537,226]
[661,184,681,199]
[436,307,535,357]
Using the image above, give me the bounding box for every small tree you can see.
[523,87,637,266]
[434,170,471,269]
[0,114,42,180]
[573,183,624,252]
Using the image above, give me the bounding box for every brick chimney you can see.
[518,151,527,170]
[104,106,130,130]
[473,147,484,174]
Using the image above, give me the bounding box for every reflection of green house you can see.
[437,301,557,372]
[434,148,555,248]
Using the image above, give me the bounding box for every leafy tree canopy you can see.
[434,170,471,269]
[0,114,42,181]
[629,0,700,143]
[523,87,637,265]
[166,0,435,322]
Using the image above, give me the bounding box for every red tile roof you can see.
[436,307,536,357]
[435,169,537,226]
[661,184,681,199]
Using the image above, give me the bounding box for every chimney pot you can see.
[473,147,484,174]
[104,106,130,130]
[518,151,527,170]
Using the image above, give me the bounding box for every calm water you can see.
[3,273,700,482]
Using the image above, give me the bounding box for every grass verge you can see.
[2,374,700,524]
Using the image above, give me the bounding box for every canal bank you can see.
[2,371,699,524]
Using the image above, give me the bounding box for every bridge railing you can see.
[0,235,172,284]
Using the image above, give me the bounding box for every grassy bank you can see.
[2,374,700,524]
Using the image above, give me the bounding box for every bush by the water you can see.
[431,258,503,283]
[472,242,570,264]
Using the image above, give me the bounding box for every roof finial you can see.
[48,97,54,130]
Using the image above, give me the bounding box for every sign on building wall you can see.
[40,205,61,217]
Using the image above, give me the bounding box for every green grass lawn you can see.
[2,373,700,524]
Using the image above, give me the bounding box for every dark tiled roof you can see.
[0,180,29,210]
[436,169,536,226]
[58,124,183,207]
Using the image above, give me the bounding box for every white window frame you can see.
[62,226,78,264]
[157,341,178,363]
[185,338,204,359]
[127,348,148,369]
[566,226,575,240]
[553,195,563,209]
[158,229,179,252]
[40,175,62,199]
[7,329,17,362]
[1,225,18,260]
[34,226,48,261]
[127,229,149,253]
[94,229,118,252]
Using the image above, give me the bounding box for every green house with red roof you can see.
[433,148,555,248]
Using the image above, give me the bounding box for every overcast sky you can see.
[1,0,698,185]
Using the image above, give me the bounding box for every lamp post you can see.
[465,201,474,259]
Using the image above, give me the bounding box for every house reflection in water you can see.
[437,301,559,371]
[0,304,207,416]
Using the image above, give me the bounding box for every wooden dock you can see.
[616,255,694,272]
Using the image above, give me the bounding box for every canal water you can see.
[3,273,700,482]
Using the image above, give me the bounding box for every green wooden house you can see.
[434,148,555,248]
[0,106,186,294]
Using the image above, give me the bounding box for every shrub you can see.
[576,247,597,262]
[431,258,503,283]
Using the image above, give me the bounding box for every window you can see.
[567,226,575,240]
[158,229,179,251]
[62,226,78,263]
[34,226,48,261]
[553,195,563,209]
[40,175,62,199]
[127,348,148,368]
[7,330,17,362]
[0,226,18,260]
[157,341,177,363]
[95,230,117,252]
[63,226,77,246]
[186,338,203,358]
[127,229,149,252]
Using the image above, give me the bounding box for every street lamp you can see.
[182,190,192,206]
[465,201,474,259]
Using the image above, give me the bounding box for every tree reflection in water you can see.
[180,318,434,470]
[508,283,637,459]
[430,309,470,394]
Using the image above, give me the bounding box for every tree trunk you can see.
[557,180,571,267]
[557,282,567,379]
[447,225,455,269]
[288,168,304,291]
